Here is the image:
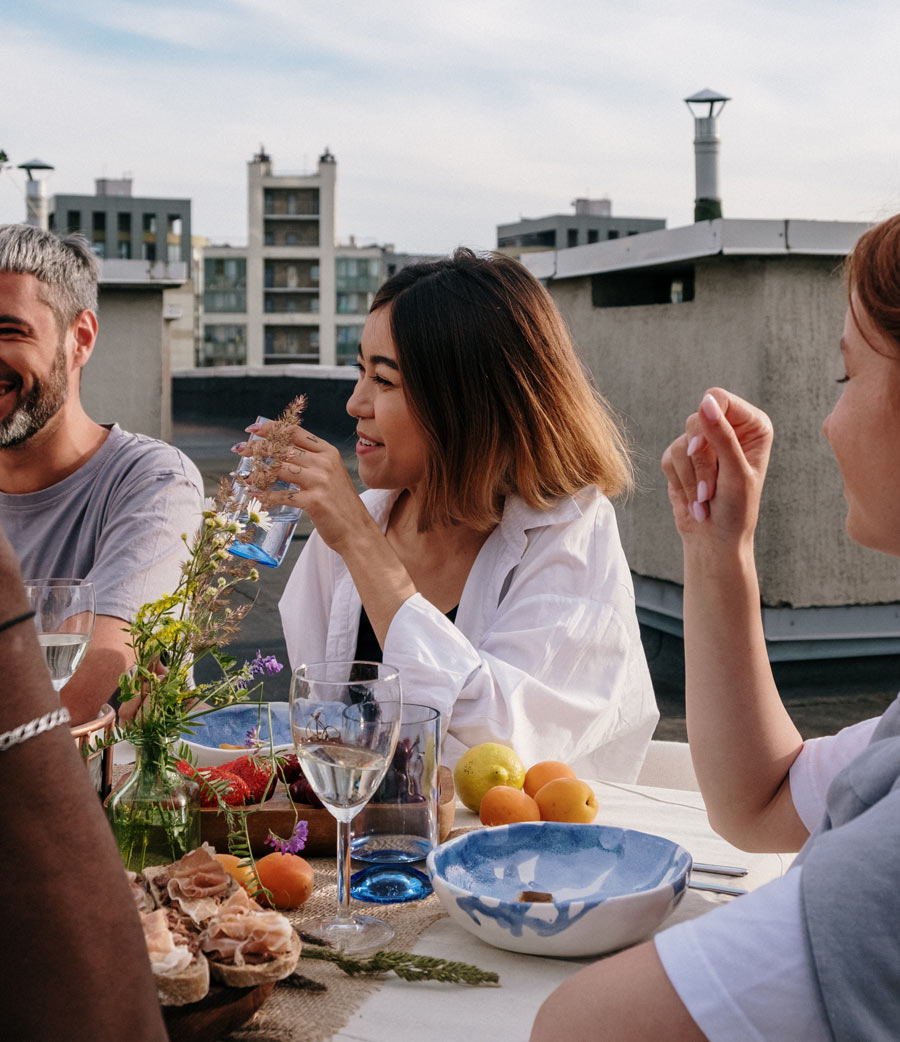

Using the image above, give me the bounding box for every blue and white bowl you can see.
[177,702,293,767]
[427,821,692,957]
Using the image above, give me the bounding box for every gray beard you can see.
[0,341,69,448]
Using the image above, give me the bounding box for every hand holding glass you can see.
[289,660,402,953]
[24,579,96,691]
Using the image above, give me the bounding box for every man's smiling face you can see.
[0,271,70,448]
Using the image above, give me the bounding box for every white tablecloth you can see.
[331,780,795,1042]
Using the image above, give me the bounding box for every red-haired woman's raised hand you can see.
[661,388,774,549]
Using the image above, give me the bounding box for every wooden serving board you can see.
[201,766,456,856]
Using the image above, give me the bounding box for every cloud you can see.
[2,1,900,252]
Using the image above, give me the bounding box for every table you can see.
[248,779,795,1042]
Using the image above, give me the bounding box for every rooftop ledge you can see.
[99,259,188,288]
[521,218,874,281]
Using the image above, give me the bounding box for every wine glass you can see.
[24,579,96,692]
[289,660,402,954]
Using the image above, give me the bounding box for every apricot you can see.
[523,760,576,798]
[479,785,541,826]
[252,851,315,909]
[213,852,257,891]
[534,777,599,824]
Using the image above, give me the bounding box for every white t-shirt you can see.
[656,715,884,1042]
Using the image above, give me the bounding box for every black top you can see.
[354,603,459,664]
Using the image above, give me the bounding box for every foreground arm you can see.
[0,532,166,1041]
[662,389,807,851]
[531,941,706,1042]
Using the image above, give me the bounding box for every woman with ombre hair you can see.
[247,248,658,778]
[531,216,900,1041]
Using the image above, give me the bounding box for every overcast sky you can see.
[2,0,899,255]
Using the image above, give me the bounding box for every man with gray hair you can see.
[0,224,203,724]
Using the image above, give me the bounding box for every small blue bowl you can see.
[427,821,691,957]
[177,703,292,766]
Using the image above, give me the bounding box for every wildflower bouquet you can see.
[104,397,307,869]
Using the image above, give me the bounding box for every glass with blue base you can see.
[228,416,301,568]
[350,704,441,903]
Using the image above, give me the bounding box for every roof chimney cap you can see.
[685,89,730,119]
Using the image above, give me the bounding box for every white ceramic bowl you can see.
[426,820,692,958]
[177,702,293,767]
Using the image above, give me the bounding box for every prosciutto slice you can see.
[141,908,193,976]
[201,888,295,967]
[163,844,234,924]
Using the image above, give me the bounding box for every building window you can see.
[607,230,619,240]
[587,229,599,244]
[263,325,320,363]
[204,257,246,312]
[591,265,695,308]
[67,210,82,234]
[336,324,364,365]
[336,291,372,314]
[199,324,246,366]
[567,229,578,248]
[335,257,381,293]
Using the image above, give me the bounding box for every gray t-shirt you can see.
[797,693,900,1040]
[0,424,204,621]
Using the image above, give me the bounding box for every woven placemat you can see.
[226,856,448,1042]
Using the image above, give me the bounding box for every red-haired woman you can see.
[531,217,900,1041]
[251,249,658,778]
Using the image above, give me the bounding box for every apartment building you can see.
[497,198,666,257]
[199,148,387,368]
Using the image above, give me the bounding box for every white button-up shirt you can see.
[279,485,658,780]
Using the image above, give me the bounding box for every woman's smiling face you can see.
[822,294,900,556]
[346,306,429,493]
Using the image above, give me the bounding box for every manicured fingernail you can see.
[697,479,709,503]
[701,395,721,422]
[245,422,261,433]
[231,441,247,453]
[687,435,702,457]
[691,500,706,523]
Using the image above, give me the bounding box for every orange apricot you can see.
[252,852,315,909]
[523,760,576,798]
[479,785,541,826]
[213,852,257,891]
[534,777,599,824]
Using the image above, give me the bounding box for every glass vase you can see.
[106,745,201,871]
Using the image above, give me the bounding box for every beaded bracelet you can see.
[0,609,36,635]
[0,707,72,752]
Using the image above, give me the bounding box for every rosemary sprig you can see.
[300,944,500,986]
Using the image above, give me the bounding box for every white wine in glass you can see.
[290,660,402,954]
[24,579,96,692]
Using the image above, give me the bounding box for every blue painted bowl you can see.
[177,703,293,766]
[427,821,692,957]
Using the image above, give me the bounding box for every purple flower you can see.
[249,650,284,677]
[244,725,259,748]
[265,819,309,855]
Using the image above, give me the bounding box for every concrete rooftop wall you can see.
[551,254,900,608]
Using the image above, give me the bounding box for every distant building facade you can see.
[522,218,900,660]
[51,178,191,263]
[198,149,424,368]
[497,198,666,257]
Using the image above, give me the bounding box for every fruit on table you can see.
[454,742,526,813]
[288,774,324,809]
[523,760,577,798]
[276,753,304,786]
[533,777,599,824]
[214,852,257,891]
[253,852,315,909]
[479,785,541,826]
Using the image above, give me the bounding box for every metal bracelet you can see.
[0,707,72,752]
